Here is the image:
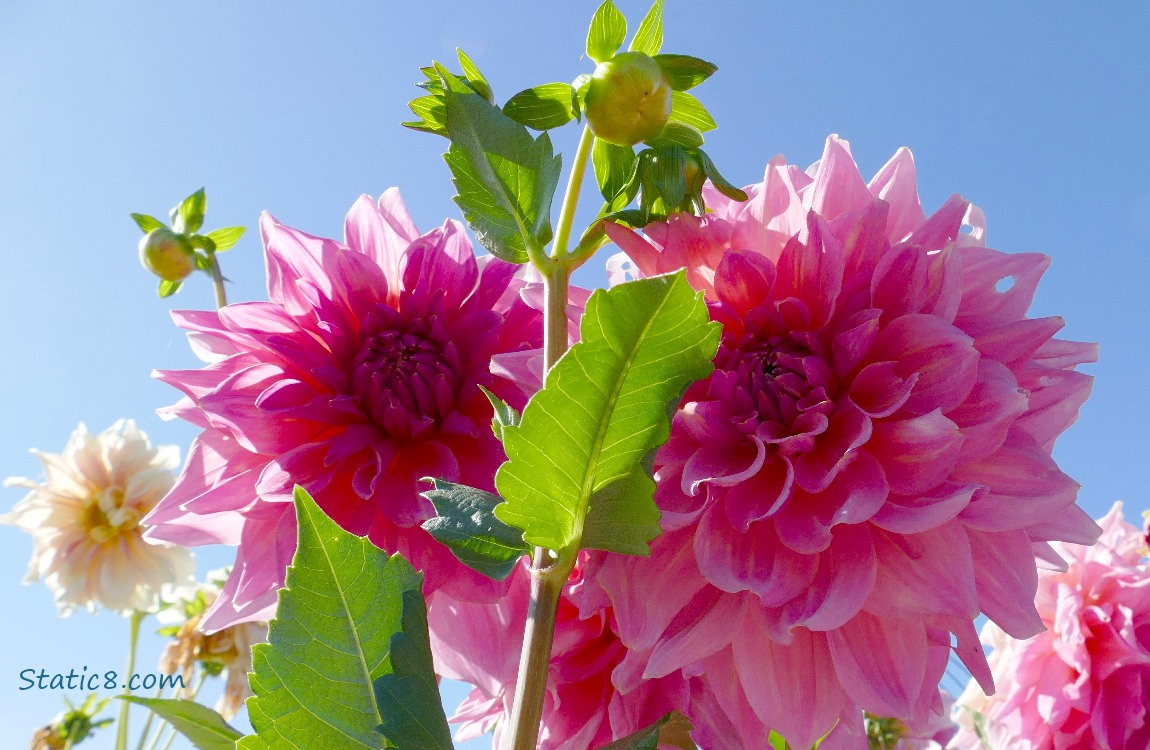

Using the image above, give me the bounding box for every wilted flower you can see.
[2,420,193,615]
[157,569,266,719]
[950,502,1150,750]
[592,135,1098,747]
[143,190,542,630]
[429,561,691,750]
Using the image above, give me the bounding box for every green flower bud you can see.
[139,227,195,282]
[584,52,673,147]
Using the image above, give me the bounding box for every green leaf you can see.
[171,188,207,234]
[439,66,562,263]
[119,698,241,750]
[494,272,720,556]
[479,385,521,442]
[456,48,494,104]
[645,122,704,150]
[504,83,578,131]
[158,279,181,298]
[768,730,789,750]
[698,149,749,202]
[593,713,671,749]
[653,54,717,91]
[670,91,716,132]
[603,208,647,229]
[593,138,638,203]
[628,0,664,56]
[421,479,529,580]
[373,588,453,749]
[405,94,449,137]
[204,225,245,252]
[572,73,592,114]
[131,213,166,233]
[648,145,689,207]
[586,0,627,64]
[237,487,436,750]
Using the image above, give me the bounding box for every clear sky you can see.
[2,1,1148,747]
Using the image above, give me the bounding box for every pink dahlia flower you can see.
[950,502,1150,750]
[428,560,691,750]
[144,190,541,630]
[589,135,1099,747]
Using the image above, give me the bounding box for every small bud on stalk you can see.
[584,51,672,146]
[138,227,195,282]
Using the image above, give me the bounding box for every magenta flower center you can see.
[350,309,462,440]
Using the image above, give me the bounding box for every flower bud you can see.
[584,52,672,147]
[138,227,195,282]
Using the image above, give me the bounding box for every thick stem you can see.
[115,611,145,750]
[550,125,595,258]
[503,552,573,750]
[503,121,597,750]
[208,253,228,309]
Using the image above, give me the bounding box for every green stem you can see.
[504,119,597,750]
[550,124,595,258]
[208,253,228,309]
[503,551,574,750]
[115,611,145,750]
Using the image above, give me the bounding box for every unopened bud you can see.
[138,227,195,282]
[584,52,672,147]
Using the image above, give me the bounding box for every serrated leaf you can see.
[494,272,720,556]
[645,122,703,150]
[131,213,166,233]
[593,139,638,203]
[653,54,717,91]
[237,487,433,750]
[119,697,241,750]
[670,91,716,132]
[373,588,453,749]
[504,83,578,131]
[586,0,627,64]
[205,225,245,252]
[158,279,182,298]
[628,0,664,56]
[171,188,206,234]
[698,149,748,202]
[456,48,494,104]
[479,385,521,441]
[421,479,528,581]
[439,66,562,263]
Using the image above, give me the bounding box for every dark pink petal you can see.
[966,527,1044,638]
[849,361,918,418]
[871,482,978,534]
[904,193,968,249]
[714,251,776,316]
[871,410,963,495]
[777,523,876,632]
[827,611,928,718]
[866,524,978,621]
[695,505,818,603]
[869,314,979,415]
[733,618,845,749]
[775,213,846,329]
[956,246,1050,323]
[947,359,1028,465]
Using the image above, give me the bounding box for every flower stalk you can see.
[115,610,145,750]
[503,122,595,750]
[207,253,228,309]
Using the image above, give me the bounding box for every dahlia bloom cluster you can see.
[582,135,1099,747]
[951,502,1150,750]
[2,420,193,615]
[143,190,542,630]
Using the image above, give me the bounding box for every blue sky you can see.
[1,1,1147,747]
